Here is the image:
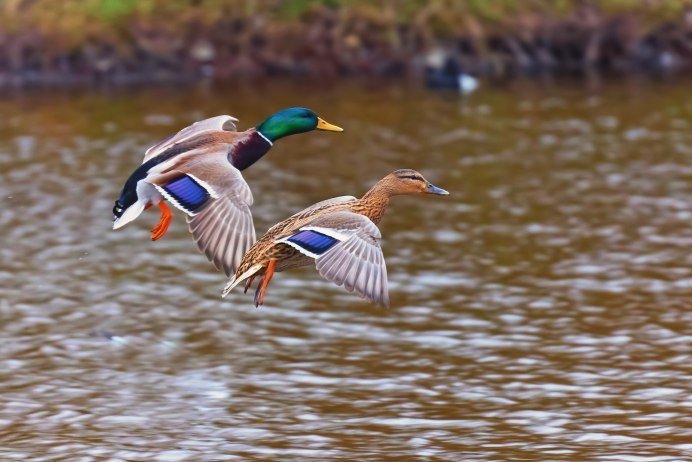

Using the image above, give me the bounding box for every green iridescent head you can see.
[255,107,343,143]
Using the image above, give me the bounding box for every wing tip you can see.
[221,277,237,297]
[380,293,391,308]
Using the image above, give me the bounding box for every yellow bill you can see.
[316,117,344,132]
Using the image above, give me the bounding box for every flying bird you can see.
[223,169,449,307]
[112,108,343,276]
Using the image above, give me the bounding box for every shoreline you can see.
[2,2,692,88]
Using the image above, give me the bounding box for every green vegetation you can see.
[1,0,691,85]
[2,0,688,45]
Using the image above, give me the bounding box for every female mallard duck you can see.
[112,107,343,276]
[222,169,449,307]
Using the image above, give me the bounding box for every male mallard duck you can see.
[222,169,449,307]
[112,108,343,276]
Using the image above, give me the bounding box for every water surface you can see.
[2,80,692,460]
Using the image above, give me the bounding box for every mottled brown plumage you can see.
[223,169,449,307]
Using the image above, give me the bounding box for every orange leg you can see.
[150,202,172,241]
[254,260,276,307]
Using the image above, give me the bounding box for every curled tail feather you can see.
[222,264,263,298]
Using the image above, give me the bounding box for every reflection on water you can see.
[3,81,692,460]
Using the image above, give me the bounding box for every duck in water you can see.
[425,51,479,94]
[223,169,449,307]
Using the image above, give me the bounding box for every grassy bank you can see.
[2,0,692,86]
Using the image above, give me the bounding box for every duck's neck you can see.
[352,184,392,225]
[229,129,273,171]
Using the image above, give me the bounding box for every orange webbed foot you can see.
[254,260,276,307]
[150,202,173,241]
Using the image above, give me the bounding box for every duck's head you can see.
[381,169,449,196]
[256,107,343,143]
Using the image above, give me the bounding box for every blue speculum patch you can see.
[162,175,210,212]
[288,230,339,255]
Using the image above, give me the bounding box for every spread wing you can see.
[147,152,255,277]
[276,211,389,306]
[187,194,255,277]
[143,115,238,163]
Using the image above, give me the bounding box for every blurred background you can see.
[2,0,692,86]
[3,1,692,461]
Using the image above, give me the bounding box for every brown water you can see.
[2,80,692,461]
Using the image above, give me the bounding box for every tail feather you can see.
[113,159,160,230]
[112,201,146,230]
[222,264,263,298]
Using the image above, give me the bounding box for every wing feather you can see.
[187,195,255,277]
[143,115,238,163]
[144,146,255,277]
[302,212,388,306]
[140,117,255,276]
